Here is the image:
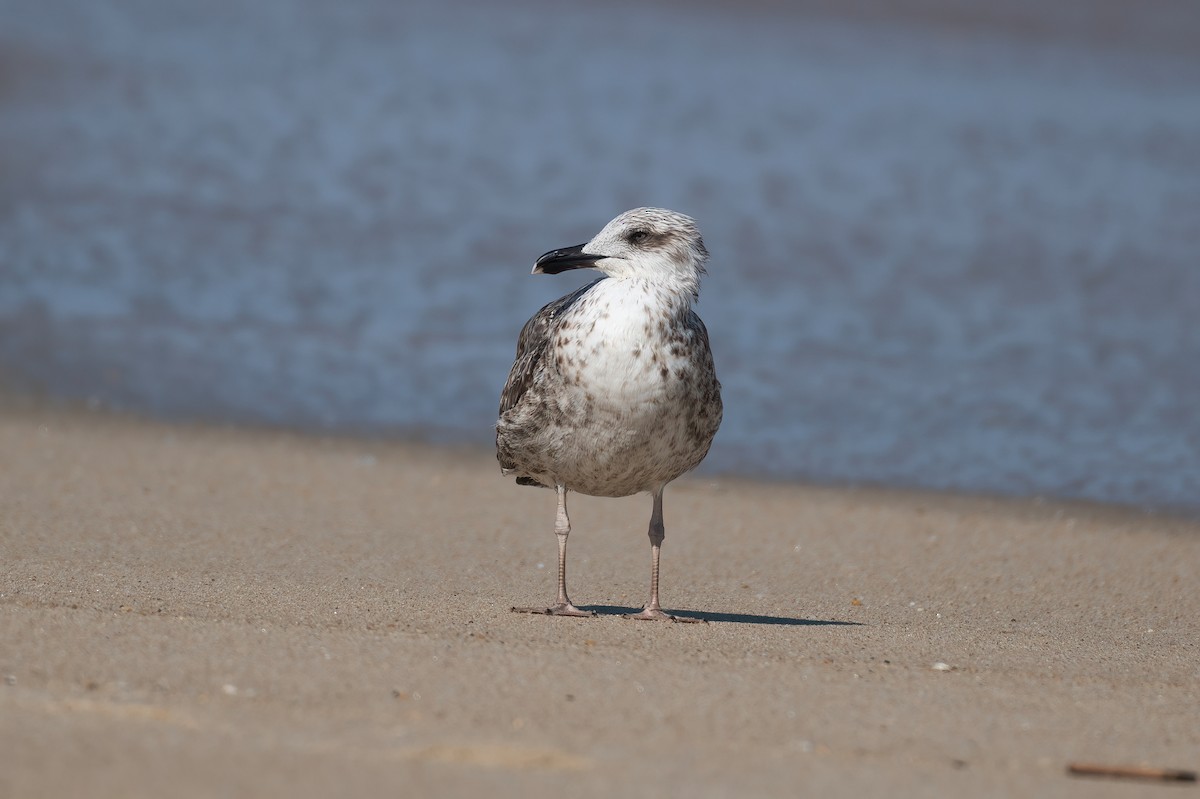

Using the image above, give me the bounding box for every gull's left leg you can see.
[624,488,705,623]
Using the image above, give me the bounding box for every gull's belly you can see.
[545,334,718,497]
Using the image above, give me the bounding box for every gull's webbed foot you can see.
[623,607,706,623]
[512,603,596,618]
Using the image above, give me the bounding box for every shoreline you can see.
[4,394,1195,524]
[3,402,1198,796]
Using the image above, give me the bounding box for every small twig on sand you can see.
[1067,762,1197,783]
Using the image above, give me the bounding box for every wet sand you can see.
[2,404,1197,796]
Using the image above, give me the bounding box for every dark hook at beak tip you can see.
[533,243,601,275]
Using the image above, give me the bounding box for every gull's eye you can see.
[627,229,650,245]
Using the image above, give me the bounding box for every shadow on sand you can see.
[580,605,863,627]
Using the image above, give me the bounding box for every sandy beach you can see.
[2,403,1197,796]
[4,0,1198,794]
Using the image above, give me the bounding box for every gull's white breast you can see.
[543,278,718,496]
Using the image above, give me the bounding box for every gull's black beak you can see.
[532,243,602,275]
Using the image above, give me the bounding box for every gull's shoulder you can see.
[498,278,602,417]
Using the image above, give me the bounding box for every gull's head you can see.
[533,208,709,299]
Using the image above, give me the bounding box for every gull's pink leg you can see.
[625,488,705,623]
[513,485,595,617]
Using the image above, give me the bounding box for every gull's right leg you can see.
[512,485,595,617]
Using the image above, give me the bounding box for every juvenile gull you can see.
[497,208,722,623]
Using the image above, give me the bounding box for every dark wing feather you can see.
[498,280,597,417]
[687,309,712,350]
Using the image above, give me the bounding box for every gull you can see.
[496,208,722,622]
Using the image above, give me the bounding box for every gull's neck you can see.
[598,263,702,307]
[598,274,699,316]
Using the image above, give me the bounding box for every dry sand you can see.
[2,404,1197,797]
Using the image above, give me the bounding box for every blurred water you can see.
[2,0,1198,512]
